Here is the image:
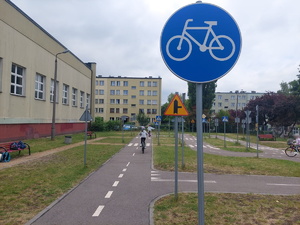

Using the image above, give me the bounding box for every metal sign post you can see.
[181,116,185,169]
[161,2,241,224]
[156,115,162,145]
[196,84,205,224]
[245,110,251,151]
[222,116,228,148]
[174,116,179,200]
[164,94,189,202]
[215,118,219,138]
[79,105,93,167]
[235,117,240,143]
[256,105,259,158]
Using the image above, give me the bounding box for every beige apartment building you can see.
[211,90,264,113]
[0,0,95,141]
[94,76,162,124]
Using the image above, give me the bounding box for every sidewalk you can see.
[0,137,104,170]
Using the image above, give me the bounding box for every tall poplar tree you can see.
[187,81,217,116]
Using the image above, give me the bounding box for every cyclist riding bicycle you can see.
[147,125,154,137]
[139,128,147,147]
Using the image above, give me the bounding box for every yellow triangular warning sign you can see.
[164,94,189,116]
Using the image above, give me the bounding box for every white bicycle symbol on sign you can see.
[166,19,236,61]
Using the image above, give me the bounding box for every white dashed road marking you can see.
[112,181,119,187]
[105,191,113,198]
[92,205,104,217]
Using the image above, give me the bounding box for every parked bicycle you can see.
[285,142,299,157]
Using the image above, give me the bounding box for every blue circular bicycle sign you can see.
[160,2,242,83]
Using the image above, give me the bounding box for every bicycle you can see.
[285,143,299,157]
[141,139,146,154]
[166,19,235,62]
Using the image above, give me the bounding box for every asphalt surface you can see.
[26,134,300,225]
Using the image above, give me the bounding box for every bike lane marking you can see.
[92,205,105,217]
[105,191,113,198]
[91,144,137,218]
[267,183,300,187]
[112,181,119,187]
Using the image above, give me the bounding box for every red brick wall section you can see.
[0,123,85,142]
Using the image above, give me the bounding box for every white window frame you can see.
[50,79,59,103]
[62,84,69,105]
[80,91,84,108]
[35,73,45,100]
[86,94,90,108]
[72,88,78,107]
[11,63,25,96]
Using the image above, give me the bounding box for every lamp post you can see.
[51,50,69,140]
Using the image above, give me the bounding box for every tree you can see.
[136,112,150,126]
[187,81,217,122]
[277,81,290,95]
[244,92,300,137]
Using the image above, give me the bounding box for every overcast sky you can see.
[11,0,300,103]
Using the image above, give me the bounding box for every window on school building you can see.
[62,84,69,105]
[35,73,45,100]
[72,88,78,107]
[11,63,25,96]
[80,91,84,108]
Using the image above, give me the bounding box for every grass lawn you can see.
[0,132,128,225]
[154,193,300,225]
[0,131,299,225]
[152,132,300,225]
